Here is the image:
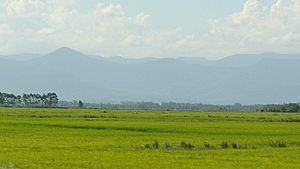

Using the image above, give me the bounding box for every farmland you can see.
[0,108,300,169]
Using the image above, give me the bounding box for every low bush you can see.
[204,142,214,149]
[153,140,160,149]
[220,142,230,149]
[220,141,249,149]
[269,140,287,148]
[145,140,160,149]
[163,143,172,149]
[180,141,195,149]
[144,141,251,150]
[232,142,248,149]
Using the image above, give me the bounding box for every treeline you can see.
[58,101,264,112]
[0,92,59,107]
[263,103,300,112]
[59,101,300,112]
[1,92,299,112]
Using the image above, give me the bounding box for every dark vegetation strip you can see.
[1,112,300,123]
[1,90,300,113]
[143,140,289,150]
[1,121,299,136]
[0,122,180,134]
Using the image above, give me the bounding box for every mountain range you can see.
[1,47,300,104]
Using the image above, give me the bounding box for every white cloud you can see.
[203,0,300,58]
[1,0,300,58]
[0,0,199,57]
[122,28,201,57]
[0,24,13,50]
[1,0,45,17]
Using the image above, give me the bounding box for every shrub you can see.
[145,141,174,150]
[144,140,160,149]
[204,142,213,149]
[238,144,248,149]
[163,143,172,149]
[144,144,152,149]
[220,141,229,149]
[269,140,287,148]
[180,141,195,149]
[232,142,248,149]
[231,142,238,149]
[153,140,160,149]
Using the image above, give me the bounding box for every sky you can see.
[0,0,300,59]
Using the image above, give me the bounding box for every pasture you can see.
[0,108,300,169]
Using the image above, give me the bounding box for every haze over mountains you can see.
[1,47,300,104]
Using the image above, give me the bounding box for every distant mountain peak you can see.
[51,47,83,55]
[34,47,90,63]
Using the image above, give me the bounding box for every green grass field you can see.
[0,108,300,169]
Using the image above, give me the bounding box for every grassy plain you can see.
[0,108,300,169]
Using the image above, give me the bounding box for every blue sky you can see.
[1,0,299,58]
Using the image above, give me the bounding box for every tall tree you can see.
[78,100,83,108]
[0,92,59,108]
[48,93,59,107]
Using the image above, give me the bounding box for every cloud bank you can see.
[0,0,300,58]
[204,0,300,57]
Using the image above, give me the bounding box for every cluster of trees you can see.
[58,100,84,108]
[78,102,300,112]
[2,91,299,112]
[263,103,300,112]
[58,101,264,112]
[0,92,59,107]
[59,101,299,112]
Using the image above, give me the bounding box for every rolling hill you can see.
[0,47,299,104]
